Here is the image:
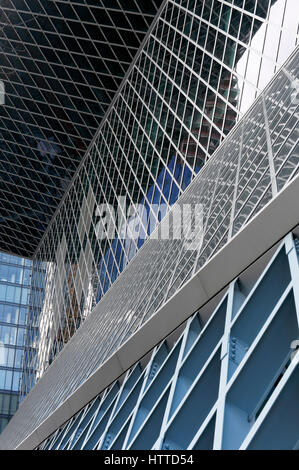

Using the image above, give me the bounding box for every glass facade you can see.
[22,0,299,393]
[0,0,298,450]
[0,0,163,257]
[0,253,32,433]
[2,43,297,449]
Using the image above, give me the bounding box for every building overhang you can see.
[0,0,163,257]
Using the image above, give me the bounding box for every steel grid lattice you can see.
[24,0,299,391]
[0,41,297,450]
[0,0,163,256]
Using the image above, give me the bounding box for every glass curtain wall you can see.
[23,0,299,393]
[0,252,32,432]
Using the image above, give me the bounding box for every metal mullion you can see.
[0,162,66,203]
[242,0,268,103]
[137,243,185,332]
[233,169,273,229]
[154,10,196,200]
[204,5,233,152]
[87,156,129,288]
[188,141,231,273]
[149,31,240,126]
[31,254,50,362]
[104,117,158,232]
[0,228,32,253]
[30,255,48,388]
[201,185,237,258]
[237,11,265,111]
[12,50,108,119]
[0,141,75,175]
[97,111,129,216]
[123,92,153,198]
[233,177,273,234]
[40,227,63,363]
[141,47,226,155]
[4,67,109,109]
[145,239,198,319]
[126,75,198,179]
[68,181,101,317]
[0,179,57,216]
[54,218,73,352]
[179,21,204,176]
[0,224,40,245]
[26,254,45,377]
[49,10,125,93]
[168,223,229,305]
[136,44,170,185]
[161,10,268,94]
[35,248,56,376]
[219,0,273,24]
[89,159,132,279]
[1,105,90,144]
[61,203,87,334]
[3,98,86,131]
[5,23,139,54]
[98,6,137,60]
[4,63,114,104]
[3,2,156,25]
[87,9,130,77]
[60,235,82,343]
[106,100,148,259]
[105,127,156,253]
[140,239,188,336]
[0,122,87,159]
[0,198,47,227]
[47,216,70,353]
[2,83,85,146]
[174,0,279,68]
[135,46,180,210]
[116,93,173,212]
[0,198,47,231]
[0,119,88,158]
[75,184,108,311]
[0,34,130,68]
[125,79,158,197]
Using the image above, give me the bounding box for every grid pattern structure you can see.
[2,41,297,450]
[0,0,163,257]
[36,234,299,450]
[0,253,32,433]
[24,0,299,391]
